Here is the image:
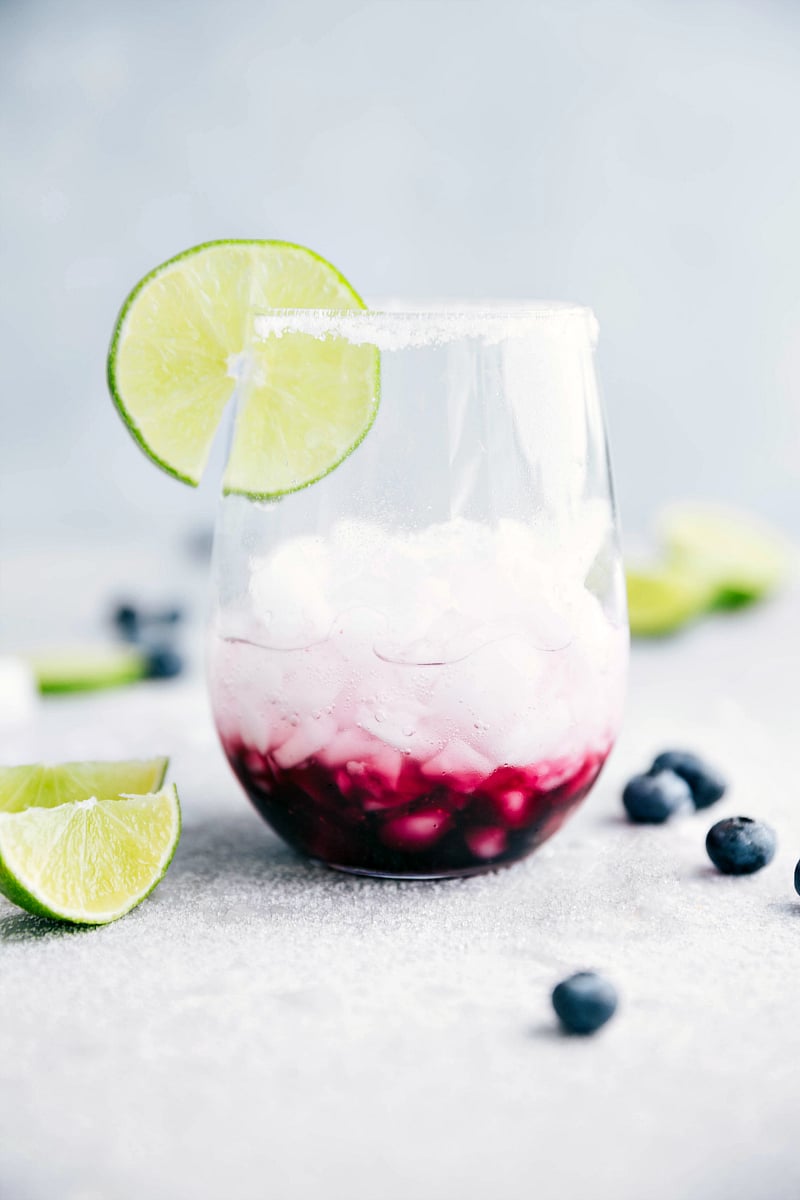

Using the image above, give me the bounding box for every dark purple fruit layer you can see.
[222,737,609,877]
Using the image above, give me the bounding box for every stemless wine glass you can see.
[207,305,628,878]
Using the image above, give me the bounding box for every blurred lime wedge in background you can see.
[626,565,715,637]
[0,757,169,814]
[27,646,148,693]
[626,503,794,637]
[107,240,379,499]
[661,503,793,608]
[0,784,180,924]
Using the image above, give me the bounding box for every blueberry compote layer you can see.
[222,738,608,877]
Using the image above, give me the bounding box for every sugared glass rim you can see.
[253,302,598,350]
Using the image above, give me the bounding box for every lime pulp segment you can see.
[108,240,380,499]
[0,785,181,924]
[0,758,169,814]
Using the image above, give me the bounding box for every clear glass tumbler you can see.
[207,305,628,878]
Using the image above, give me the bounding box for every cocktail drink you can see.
[207,306,627,877]
[106,242,627,878]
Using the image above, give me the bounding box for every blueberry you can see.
[113,603,141,641]
[552,971,618,1035]
[651,750,726,810]
[794,860,800,897]
[622,771,693,824]
[156,607,184,626]
[706,816,776,875]
[113,602,185,644]
[145,646,184,680]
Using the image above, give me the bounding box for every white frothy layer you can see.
[210,516,627,772]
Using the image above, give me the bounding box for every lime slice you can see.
[28,646,148,694]
[626,566,715,637]
[0,785,181,924]
[0,757,169,814]
[661,503,793,607]
[107,240,379,499]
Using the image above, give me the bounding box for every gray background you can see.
[2,0,800,549]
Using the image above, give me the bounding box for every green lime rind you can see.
[661,504,793,608]
[626,565,715,637]
[0,785,181,925]
[0,758,169,814]
[28,647,148,694]
[107,240,379,499]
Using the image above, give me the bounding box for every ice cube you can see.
[231,516,623,780]
[379,808,452,851]
[249,537,333,648]
[356,699,441,760]
[316,726,378,769]
[370,745,404,790]
[277,650,342,718]
[422,740,494,782]
[272,716,337,769]
[236,703,274,755]
[492,788,531,827]
[428,636,549,760]
[464,826,507,859]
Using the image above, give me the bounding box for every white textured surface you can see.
[2,592,800,1199]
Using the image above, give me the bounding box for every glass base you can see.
[317,857,516,881]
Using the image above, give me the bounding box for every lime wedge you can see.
[0,757,169,814]
[0,785,181,924]
[28,646,148,694]
[107,240,379,499]
[661,503,793,607]
[626,566,715,637]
